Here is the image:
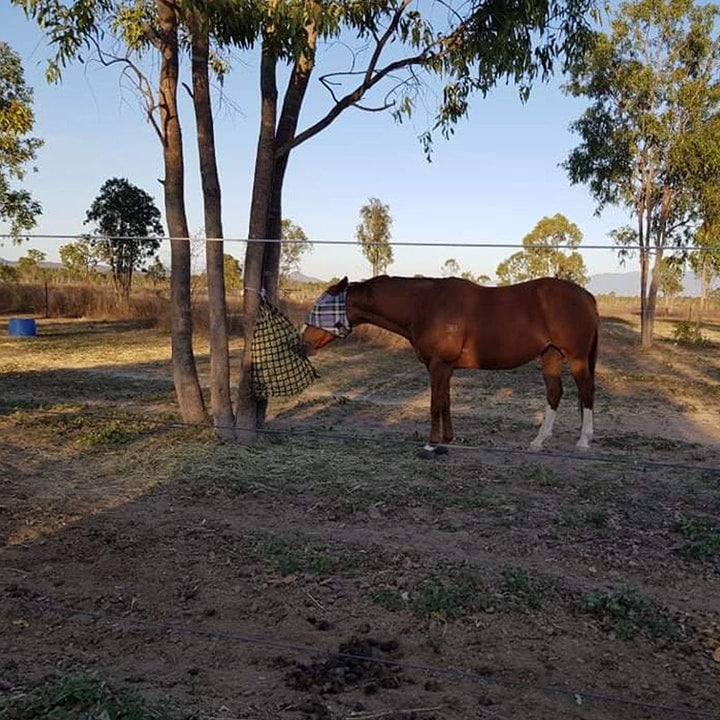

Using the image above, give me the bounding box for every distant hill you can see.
[0,256,112,273]
[287,270,324,284]
[587,270,703,297]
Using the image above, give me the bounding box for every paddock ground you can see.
[1,309,719,720]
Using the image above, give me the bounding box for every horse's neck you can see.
[347,280,413,339]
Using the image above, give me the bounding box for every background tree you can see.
[689,226,720,316]
[145,256,168,287]
[280,218,312,280]
[0,41,43,240]
[659,257,684,312]
[84,178,163,301]
[0,263,19,281]
[59,238,99,281]
[223,253,243,291]
[496,214,589,286]
[564,0,720,346]
[462,271,491,284]
[357,198,393,277]
[442,258,461,277]
[16,247,45,280]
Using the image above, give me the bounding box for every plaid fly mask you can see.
[305,289,352,337]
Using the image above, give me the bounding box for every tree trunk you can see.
[644,246,663,347]
[157,0,206,424]
[699,263,709,323]
[236,40,278,441]
[639,247,650,346]
[264,27,316,301]
[190,10,234,439]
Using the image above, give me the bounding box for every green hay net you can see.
[251,300,319,398]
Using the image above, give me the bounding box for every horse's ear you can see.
[327,276,348,296]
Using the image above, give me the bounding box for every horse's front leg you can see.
[420,360,452,458]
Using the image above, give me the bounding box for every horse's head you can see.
[302,276,351,355]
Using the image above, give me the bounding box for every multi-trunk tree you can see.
[564,0,720,346]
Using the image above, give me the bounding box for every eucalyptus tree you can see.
[496,214,589,286]
[690,222,720,316]
[658,257,684,311]
[59,238,99,280]
[280,218,312,279]
[564,0,720,346]
[357,198,394,277]
[442,258,461,277]
[0,41,43,240]
[13,0,209,421]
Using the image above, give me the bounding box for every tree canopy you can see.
[356,197,393,277]
[84,177,163,299]
[280,219,312,280]
[496,214,589,286]
[59,238,99,280]
[0,41,43,240]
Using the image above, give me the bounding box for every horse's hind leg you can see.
[441,380,454,443]
[531,347,563,450]
[569,357,595,449]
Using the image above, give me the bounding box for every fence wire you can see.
[1,406,718,475]
[3,232,720,252]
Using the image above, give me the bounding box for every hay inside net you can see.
[251,300,319,398]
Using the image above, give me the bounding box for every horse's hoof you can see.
[417,445,449,460]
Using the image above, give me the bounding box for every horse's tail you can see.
[577,319,599,417]
[589,323,598,380]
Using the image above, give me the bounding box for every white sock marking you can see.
[530,404,557,449]
[577,408,594,449]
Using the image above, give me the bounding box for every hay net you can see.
[251,299,319,398]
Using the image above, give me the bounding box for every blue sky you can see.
[1,4,632,281]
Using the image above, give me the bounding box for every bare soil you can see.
[1,311,720,720]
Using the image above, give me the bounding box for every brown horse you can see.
[302,276,598,457]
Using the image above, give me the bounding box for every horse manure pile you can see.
[284,635,407,697]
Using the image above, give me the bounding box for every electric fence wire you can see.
[3,232,720,253]
[1,405,719,475]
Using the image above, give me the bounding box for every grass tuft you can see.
[7,676,171,720]
[579,589,682,642]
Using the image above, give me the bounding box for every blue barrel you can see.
[8,317,37,337]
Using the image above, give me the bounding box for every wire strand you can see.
[2,406,718,475]
[2,232,720,252]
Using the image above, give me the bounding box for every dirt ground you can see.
[1,309,720,720]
